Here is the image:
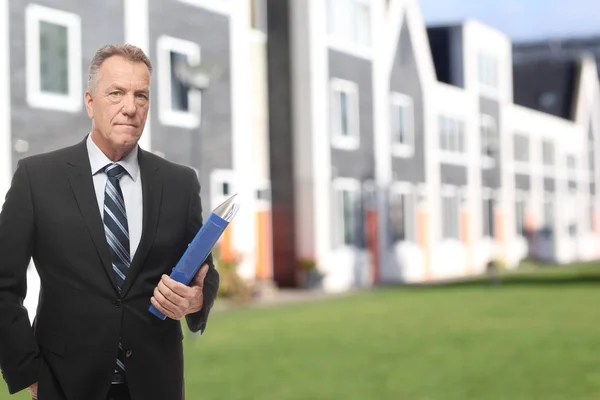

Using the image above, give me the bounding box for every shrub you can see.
[213,246,253,304]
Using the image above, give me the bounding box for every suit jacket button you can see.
[114,299,122,308]
[125,350,133,359]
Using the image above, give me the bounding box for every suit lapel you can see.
[121,148,163,296]
[66,138,119,292]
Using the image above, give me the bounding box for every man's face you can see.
[85,56,150,154]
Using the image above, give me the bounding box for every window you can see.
[330,79,360,150]
[389,186,416,243]
[390,93,414,156]
[170,52,190,112]
[250,0,267,33]
[439,115,465,154]
[482,192,495,238]
[221,182,230,196]
[542,140,555,166]
[210,170,235,208]
[515,197,527,236]
[477,52,499,92]
[256,187,270,202]
[25,4,82,112]
[157,36,201,129]
[542,195,554,238]
[513,133,530,162]
[441,190,461,240]
[480,115,497,163]
[332,179,360,248]
[327,0,371,47]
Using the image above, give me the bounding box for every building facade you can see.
[1,0,599,305]
[264,0,600,291]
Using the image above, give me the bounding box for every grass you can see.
[3,262,600,399]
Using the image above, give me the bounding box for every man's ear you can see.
[84,91,94,118]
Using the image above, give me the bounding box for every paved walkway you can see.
[212,287,361,313]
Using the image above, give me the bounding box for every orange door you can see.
[255,208,273,280]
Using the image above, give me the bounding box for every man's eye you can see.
[110,91,122,96]
[136,94,148,99]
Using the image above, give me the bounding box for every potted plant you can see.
[297,258,325,290]
[213,246,253,304]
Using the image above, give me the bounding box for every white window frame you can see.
[389,182,416,243]
[438,114,467,165]
[480,114,497,169]
[390,93,414,158]
[440,185,461,241]
[326,0,373,59]
[210,169,235,209]
[25,4,82,113]
[332,178,361,248]
[330,79,360,150]
[157,35,201,129]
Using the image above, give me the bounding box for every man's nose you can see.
[121,94,137,115]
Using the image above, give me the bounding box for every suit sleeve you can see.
[184,170,220,334]
[0,160,41,394]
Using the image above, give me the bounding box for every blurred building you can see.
[0,0,599,301]
[513,36,600,78]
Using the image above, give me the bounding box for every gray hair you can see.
[87,44,153,94]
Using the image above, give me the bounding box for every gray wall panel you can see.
[441,164,467,186]
[515,174,531,191]
[390,16,425,183]
[329,49,375,182]
[10,0,125,169]
[149,0,232,202]
[479,96,501,189]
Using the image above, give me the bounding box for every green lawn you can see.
[3,263,600,399]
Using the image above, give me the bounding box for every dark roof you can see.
[512,59,578,120]
[426,26,463,88]
[513,36,600,77]
[427,27,452,85]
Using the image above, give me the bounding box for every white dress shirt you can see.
[86,134,143,259]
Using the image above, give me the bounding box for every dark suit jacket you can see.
[0,137,220,399]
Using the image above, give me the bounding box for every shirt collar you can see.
[86,134,140,182]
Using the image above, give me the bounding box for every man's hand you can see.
[150,264,209,320]
[28,382,38,399]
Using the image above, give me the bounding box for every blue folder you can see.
[149,194,240,320]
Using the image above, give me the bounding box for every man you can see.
[0,44,220,400]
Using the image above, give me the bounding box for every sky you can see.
[419,0,600,42]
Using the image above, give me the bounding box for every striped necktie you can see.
[103,163,129,375]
